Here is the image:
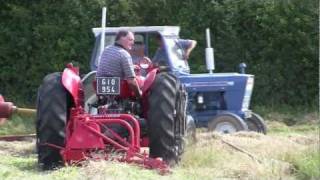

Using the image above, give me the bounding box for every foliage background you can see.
[0,0,318,108]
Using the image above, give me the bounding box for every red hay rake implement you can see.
[0,95,36,141]
[0,93,171,174]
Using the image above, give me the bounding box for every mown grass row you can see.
[0,128,318,180]
[0,110,318,180]
[0,114,35,135]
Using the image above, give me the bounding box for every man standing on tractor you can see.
[153,33,197,66]
[97,30,142,98]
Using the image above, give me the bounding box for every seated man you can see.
[129,41,152,76]
[153,33,197,66]
[97,30,142,98]
[130,41,146,64]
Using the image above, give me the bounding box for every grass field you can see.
[0,111,318,180]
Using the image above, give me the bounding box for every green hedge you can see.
[0,0,318,108]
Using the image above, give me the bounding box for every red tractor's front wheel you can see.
[36,72,71,170]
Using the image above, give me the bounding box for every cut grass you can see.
[0,114,35,135]
[0,112,318,179]
[284,146,320,180]
[0,126,318,180]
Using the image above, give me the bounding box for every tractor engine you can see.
[96,95,143,116]
[82,72,147,118]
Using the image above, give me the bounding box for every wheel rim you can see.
[84,95,97,114]
[215,122,237,133]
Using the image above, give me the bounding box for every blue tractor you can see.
[88,25,267,135]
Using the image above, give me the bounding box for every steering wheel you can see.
[138,57,152,69]
[134,57,154,75]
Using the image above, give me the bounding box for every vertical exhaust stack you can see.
[239,62,247,74]
[98,7,107,65]
[205,28,215,74]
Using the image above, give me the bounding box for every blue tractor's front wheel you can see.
[246,112,267,134]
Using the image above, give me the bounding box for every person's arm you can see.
[121,51,142,98]
[127,78,142,98]
[184,40,197,60]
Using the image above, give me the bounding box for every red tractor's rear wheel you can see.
[148,72,186,166]
[36,72,71,170]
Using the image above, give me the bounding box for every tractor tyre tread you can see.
[148,72,186,165]
[36,72,70,170]
[246,112,267,134]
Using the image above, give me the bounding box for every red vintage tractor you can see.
[35,62,189,173]
[0,8,194,173]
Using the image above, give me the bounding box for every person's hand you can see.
[135,89,143,100]
[138,89,143,98]
[133,64,140,69]
[183,51,190,60]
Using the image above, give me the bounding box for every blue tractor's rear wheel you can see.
[208,113,248,133]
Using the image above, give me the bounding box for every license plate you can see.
[96,77,120,95]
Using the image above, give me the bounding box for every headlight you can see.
[242,77,254,111]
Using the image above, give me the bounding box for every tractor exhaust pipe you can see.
[98,7,107,66]
[0,95,36,125]
[205,28,215,74]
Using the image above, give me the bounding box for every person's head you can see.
[129,41,145,57]
[115,30,135,50]
[155,33,163,47]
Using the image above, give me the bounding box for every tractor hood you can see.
[179,73,253,92]
[179,73,255,111]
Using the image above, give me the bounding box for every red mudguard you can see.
[61,64,81,107]
[141,68,157,93]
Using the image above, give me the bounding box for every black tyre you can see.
[148,72,186,165]
[246,112,267,134]
[36,72,71,170]
[208,112,248,133]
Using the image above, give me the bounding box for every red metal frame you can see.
[60,107,169,173]
[56,65,169,173]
